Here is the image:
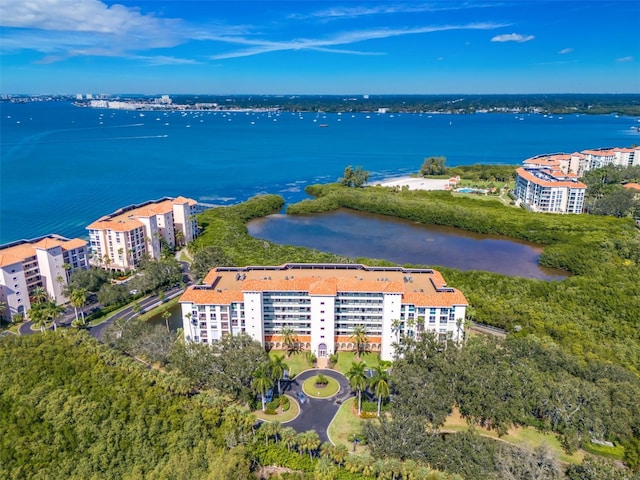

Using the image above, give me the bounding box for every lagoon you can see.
[247,209,568,280]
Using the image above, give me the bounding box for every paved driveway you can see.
[282,368,353,443]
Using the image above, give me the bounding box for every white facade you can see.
[87,196,198,270]
[580,147,640,174]
[0,235,89,320]
[515,167,586,214]
[0,258,31,321]
[180,264,468,361]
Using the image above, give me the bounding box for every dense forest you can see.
[187,190,640,475]
[4,183,640,478]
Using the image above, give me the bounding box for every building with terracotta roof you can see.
[0,235,89,321]
[87,196,198,270]
[179,263,468,361]
[514,167,586,214]
[515,146,639,214]
[581,147,640,174]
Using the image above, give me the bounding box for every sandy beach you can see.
[374,176,450,191]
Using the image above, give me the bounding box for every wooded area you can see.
[4,183,639,479]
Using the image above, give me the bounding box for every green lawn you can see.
[327,398,375,454]
[332,351,382,375]
[268,350,311,378]
[137,297,180,322]
[253,394,300,423]
[302,376,340,398]
[442,409,584,464]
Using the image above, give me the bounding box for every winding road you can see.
[282,368,353,443]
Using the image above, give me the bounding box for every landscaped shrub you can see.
[267,398,280,411]
[280,396,290,412]
[328,352,339,368]
[315,374,329,386]
[252,443,315,472]
[306,351,317,366]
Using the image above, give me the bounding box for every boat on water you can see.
[319,124,329,128]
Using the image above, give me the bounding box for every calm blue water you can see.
[1,101,638,244]
[248,210,569,280]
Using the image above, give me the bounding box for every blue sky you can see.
[1,0,638,94]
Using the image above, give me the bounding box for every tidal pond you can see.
[247,209,569,280]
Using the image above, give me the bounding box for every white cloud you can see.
[617,56,633,62]
[0,0,509,64]
[210,23,508,60]
[558,48,574,54]
[0,0,181,37]
[290,3,502,20]
[491,33,535,43]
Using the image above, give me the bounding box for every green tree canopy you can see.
[420,156,447,176]
[339,165,370,187]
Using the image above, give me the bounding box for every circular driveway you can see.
[282,368,352,443]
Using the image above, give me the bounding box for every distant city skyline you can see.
[1,0,639,95]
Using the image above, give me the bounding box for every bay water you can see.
[1,101,638,244]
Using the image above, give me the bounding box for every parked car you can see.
[265,389,274,403]
[282,369,290,381]
[296,391,307,404]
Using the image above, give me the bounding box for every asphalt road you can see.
[282,369,353,443]
[18,259,192,339]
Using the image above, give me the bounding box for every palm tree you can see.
[350,324,369,359]
[260,421,277,446]
[360,455,376,477]
[331,444,348,466]
[63,263,72,280]
[346,361,368,416]
[370,364,390,417]
[269,354,288,395]
[455,317,465,346]
[320,441,334,459]
[406,316,416,338]
[175,230,185,248]
[391,318,402,344]
[69,288,87,324]
[30,286,49,304]
[45,302,64,332]
[253,364,274,412]
[280,326,297,357]
[280,426,297,453]
[270,421,282,445]
[299,430,320,461]
[162,310,171,333]
[29,304,49,332]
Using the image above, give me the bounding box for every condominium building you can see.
[580,147,640,175]
[522,147,640,178]
[179,263,468,361]
[87,196,198,270]
[514,167,586,214]
[0,235,89,321]
[523,152,585,176]
[515,145,638,214]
